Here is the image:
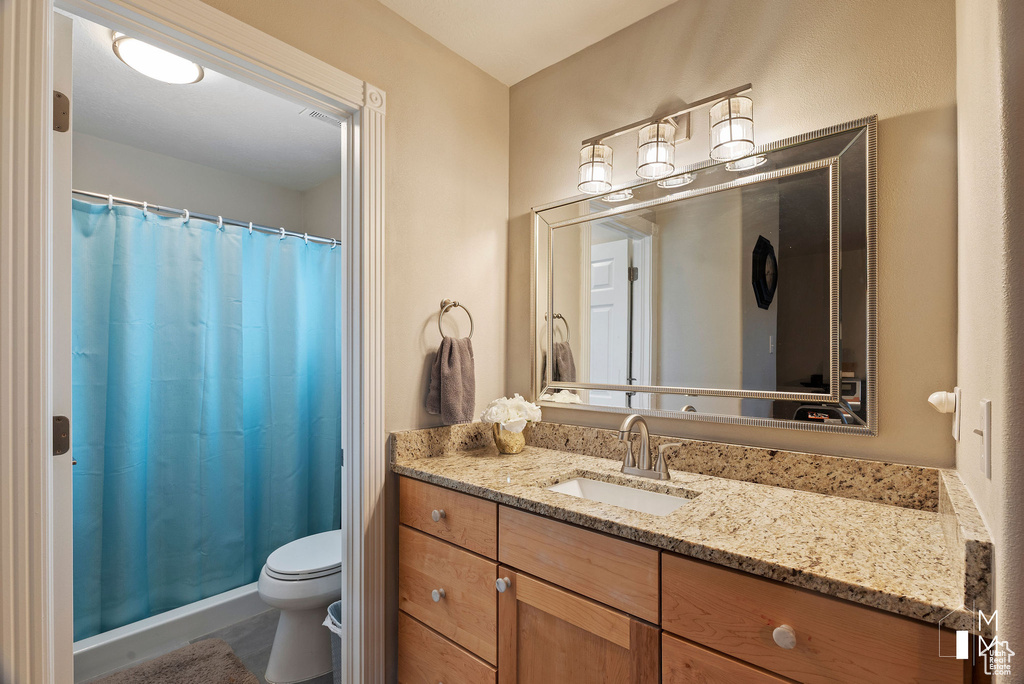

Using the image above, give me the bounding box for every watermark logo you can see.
[940,607,1014,677]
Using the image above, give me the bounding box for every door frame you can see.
[0,1,387,682]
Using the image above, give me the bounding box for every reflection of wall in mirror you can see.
[740,184,780,417]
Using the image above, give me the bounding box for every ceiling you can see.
[71,14,341,192]
[377,0,678,86]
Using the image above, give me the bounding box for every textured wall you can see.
[509,0,958,466]
[955,0,1024,677]
[201,0,510,434]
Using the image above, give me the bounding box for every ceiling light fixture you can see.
[576,84,752,194]
[112,32,204,84]
[709,96,755,161]
[657,173,694,189]
[578,143,614,194]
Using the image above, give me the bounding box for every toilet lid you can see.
[266,529,343,577]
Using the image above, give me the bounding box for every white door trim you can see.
[0,2,387,682]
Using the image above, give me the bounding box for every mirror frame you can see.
[530,116,877,435]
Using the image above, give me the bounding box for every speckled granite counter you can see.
[391,423,992,634]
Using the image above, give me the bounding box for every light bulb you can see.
[113,33,204,84]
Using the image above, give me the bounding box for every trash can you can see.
[323,600,343,684]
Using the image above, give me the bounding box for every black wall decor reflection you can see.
[752,235,778,310]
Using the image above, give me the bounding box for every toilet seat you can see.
[265,529,342,581]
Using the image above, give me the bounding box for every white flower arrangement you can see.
[540,390,583,404]
[480,394,542,433]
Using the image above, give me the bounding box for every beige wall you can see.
[955,0,1023,673]
[509,0,958,466]
[201,0,510,434]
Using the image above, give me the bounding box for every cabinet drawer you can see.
[498,506,659,623]
[398,611,496,684]
[663,632,792,683]
[399,525,497,663]
[662,552,967,684]
[401,476,498,558]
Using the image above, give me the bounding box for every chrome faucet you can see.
[617,414,670,480]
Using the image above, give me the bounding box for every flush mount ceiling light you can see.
[636,121,676,179]
[602,189,634,202]
[657,173,694,189]
[576,84,752,194]
[709,96,755,161]
[112,32,204,84]
[578,143,614,194]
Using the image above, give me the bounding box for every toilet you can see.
[257,529,342,684]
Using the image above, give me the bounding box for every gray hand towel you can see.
[426,336,475,425]
[542,341,577,386]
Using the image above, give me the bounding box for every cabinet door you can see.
[497,567,658,684]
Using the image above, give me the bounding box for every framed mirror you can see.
[531,116,876,434]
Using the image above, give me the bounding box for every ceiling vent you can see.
[300,108,343,128]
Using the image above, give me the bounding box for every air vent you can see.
[299,107,343,128]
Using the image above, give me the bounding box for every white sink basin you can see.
[547,477,689,516]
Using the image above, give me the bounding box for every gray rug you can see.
[93,638,259,684]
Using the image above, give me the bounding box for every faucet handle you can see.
[621,438,637,468]
[653,443,681,480]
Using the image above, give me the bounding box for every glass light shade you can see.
[725,155,767,172]
[578,144,614,194]
[709,96,754,161]
[657,173,694,189]
[636,121,676,179]
[602,189,633,202]
[113,33,204,84]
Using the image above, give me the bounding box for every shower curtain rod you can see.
[73,189,339,247]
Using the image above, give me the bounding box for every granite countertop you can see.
[392,425,990,633]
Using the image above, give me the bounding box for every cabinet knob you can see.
[495,577,512,593]
[772,624,796,649]
[431,588,446,602]
[431,509,446,522]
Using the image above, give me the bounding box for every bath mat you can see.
[92,638,259,684]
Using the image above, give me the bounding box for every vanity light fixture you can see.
[112,32,205,84]
[636,121,676,179]
[576,83,752,194]
[657,173,694,189]
[709,96,755,161]
[578,143,614,194]
[725,155,767,172]
[602,189,634,202]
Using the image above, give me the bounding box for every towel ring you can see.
[438,299,474,339]
[547,312,570,343]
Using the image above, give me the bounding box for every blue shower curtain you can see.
[71,199,342,640]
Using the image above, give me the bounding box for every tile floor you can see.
[191,609,335,684]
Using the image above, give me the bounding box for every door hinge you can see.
[53,91,70,132]
[53,416,70,455]
[628,266,639,282]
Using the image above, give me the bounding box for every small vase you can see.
[491,424,526,454]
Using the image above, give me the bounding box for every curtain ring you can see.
[303,233,309,245]
[279,227,286,240]
[183,209,189,223]
[107,194,113,210]
[217,216,223,230]
[248,222,253,235]
[331,238,337,250]
[142,201,148,218]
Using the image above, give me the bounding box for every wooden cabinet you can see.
[401,477,498,557]
[496,567,659,684]
[662,632,791,684]
[662,552,968,684]
[398,612,496,684]
[498,505,660,623]
[399,525,498,663]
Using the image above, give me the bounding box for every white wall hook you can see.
[279,227,286,240]
[928,390,957,413]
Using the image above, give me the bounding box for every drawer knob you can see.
[431,509,446,522]
[495,577,512,593]
[431,588,446,602]
[773,624,797,649]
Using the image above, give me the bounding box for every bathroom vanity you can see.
[392,423,990,684]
